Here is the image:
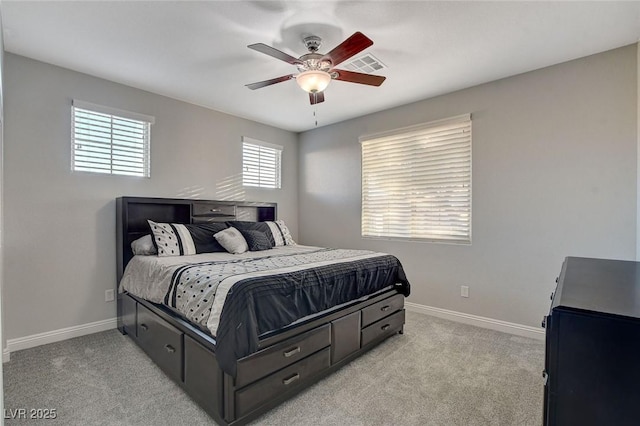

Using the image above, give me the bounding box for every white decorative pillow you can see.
[148,220,197,257]
[214,227,249,254]
[131,234,157,255]
[264,220,297,247]
[275,219,296,246]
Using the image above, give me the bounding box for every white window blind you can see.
[361,114,472,243]
[72,100,153,177]
[242,137,282,189]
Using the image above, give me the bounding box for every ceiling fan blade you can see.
[245,74,295,90]
[322,32,373,67]
[332,69,386,86]
[309,91,325,105]
[248,43,302,65]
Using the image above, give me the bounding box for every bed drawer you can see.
[137,304,184,383]
[235,323,331,388]
[235,347,331,418]
[361,309,405,348]
[361,293,405,327]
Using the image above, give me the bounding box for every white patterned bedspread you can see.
[119,245,388,337]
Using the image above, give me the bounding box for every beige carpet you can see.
[3,311,544,425]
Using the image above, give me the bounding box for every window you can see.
[242,137,282,189]
[361,114,472,243]
[72,100,153,177]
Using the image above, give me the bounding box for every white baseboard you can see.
[4,318,117,362]
[405,302,545,340]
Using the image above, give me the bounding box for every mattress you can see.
[120,245,410,375]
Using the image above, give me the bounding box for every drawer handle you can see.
[210,208,221,212]
[381,324,391,331]
[283,347,301,358]
[164,344,176,354]
[380,305,391,312]
[282,373,300,385]
[140,324,148,331]
[541,317,546,329]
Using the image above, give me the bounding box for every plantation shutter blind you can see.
[72,100,154,177]
[242,137,282,189]
[361,114,472,243]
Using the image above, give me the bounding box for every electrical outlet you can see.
[105,289,115,302]
[461,285,469,298]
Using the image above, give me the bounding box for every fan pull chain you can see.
[314,95,318,127]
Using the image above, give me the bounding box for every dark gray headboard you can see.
[116,197,277,282]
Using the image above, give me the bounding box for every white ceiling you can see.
[2,1,640,132]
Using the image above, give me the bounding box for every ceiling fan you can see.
[245,32,386,105]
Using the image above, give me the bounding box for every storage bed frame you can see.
[116,197,406,425]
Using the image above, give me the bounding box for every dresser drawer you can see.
[137,304,184,383]
[361,293,404,327]
[361,309,405,347]
[235,347,331,418]
[235,323,331,388]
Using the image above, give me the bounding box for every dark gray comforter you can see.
[124,247,410,376]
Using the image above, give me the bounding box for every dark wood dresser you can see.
[543,257,640,426]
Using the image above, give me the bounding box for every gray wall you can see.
[3,53,299,340]
[298,45,638,328]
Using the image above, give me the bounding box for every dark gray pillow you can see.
[184,223,228,253]
[226,221,276,246]
[226,220,295,247]
[240,230,274,251]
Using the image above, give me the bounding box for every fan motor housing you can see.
[297,53,332,73]
[303,35,322,52]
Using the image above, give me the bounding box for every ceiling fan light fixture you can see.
[295,70,331,93]
[247,32,383,105]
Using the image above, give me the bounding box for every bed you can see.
[116,196,410,425]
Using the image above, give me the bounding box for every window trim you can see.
[72,100,156,125]
[71,99,154,178]
[242,136,283,189]
[360,113,472,244]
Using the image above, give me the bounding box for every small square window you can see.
[242,137,282,189]
[72,100,153,177]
